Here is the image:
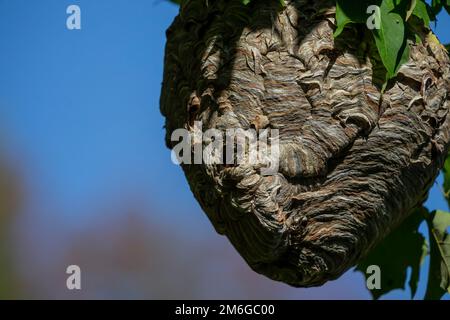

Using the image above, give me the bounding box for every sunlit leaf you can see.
[371,0,411,78]
[406,0,417,21]
[412,0,431,26]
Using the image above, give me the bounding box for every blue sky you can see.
[0,0,185,221]
[0,0,449,299]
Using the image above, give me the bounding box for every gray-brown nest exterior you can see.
[160,0,450,287]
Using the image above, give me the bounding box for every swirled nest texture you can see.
[160,0,450,287]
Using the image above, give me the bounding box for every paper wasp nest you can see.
[160,0,450,286]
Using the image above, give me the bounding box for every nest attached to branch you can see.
[160,0,450,287]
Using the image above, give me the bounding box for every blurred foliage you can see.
[0,153,22,299]
[31,211,331,299]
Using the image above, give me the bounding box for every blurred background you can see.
[0,0,449,299]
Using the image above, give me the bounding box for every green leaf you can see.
[334,0,381,37]
[431,0,444,16]
[444,154,450,208]
[412,0,431,26]
[372,0,410,79]
[406,0,417,21]
[356,207,428,299]
[424,210,450,300]
[445,0,450,14]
